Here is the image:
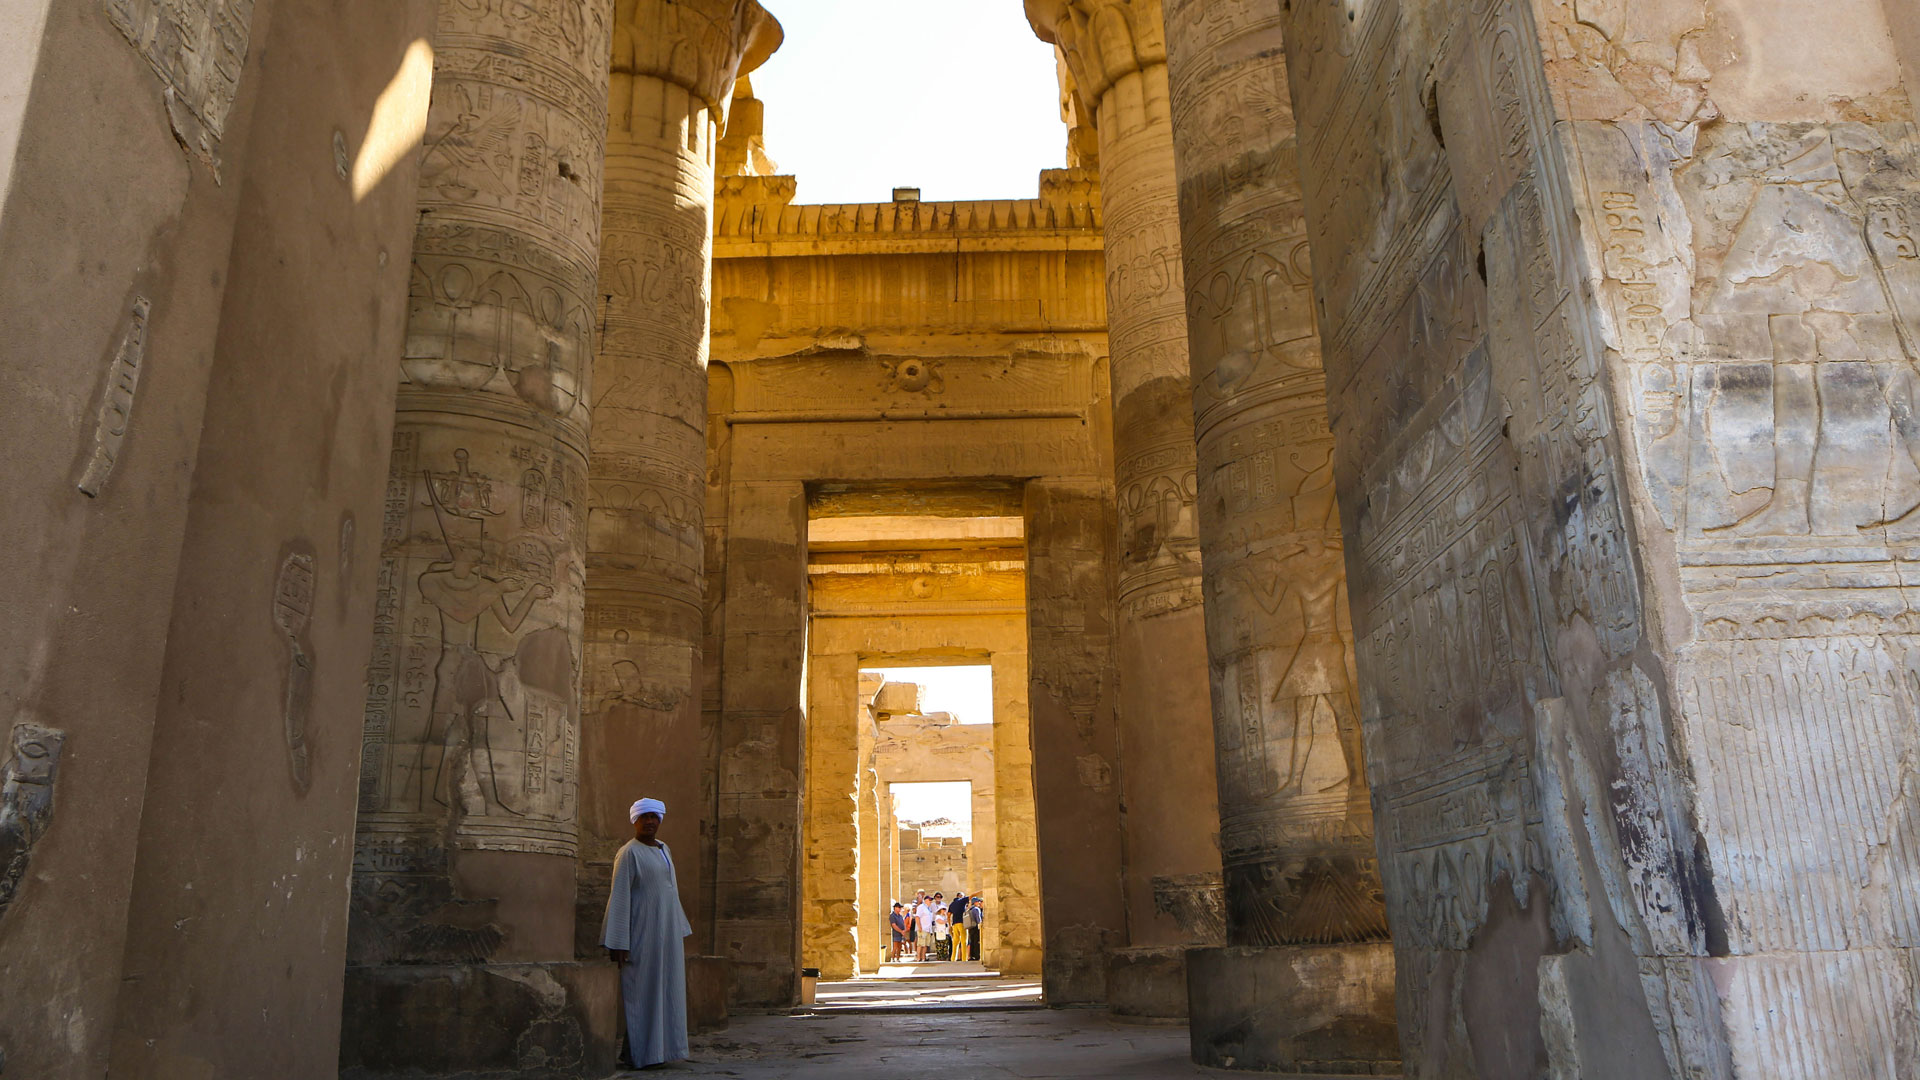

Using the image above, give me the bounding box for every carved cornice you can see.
[1025,0,1167,119]
[711,169,1105,254]
[611,0,783,121]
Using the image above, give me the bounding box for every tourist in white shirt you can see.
[914,894,941,961]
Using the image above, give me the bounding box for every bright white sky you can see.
[749,1,1068,204]
[892,781,973,842]
[873,663,993,841]
[874,665,992,724]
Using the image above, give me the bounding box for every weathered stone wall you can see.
[802,651,864,977]
[107,5,439,1075]
[1273,0,1919,1075]
[898,840,971,899]
[0,1,430,1075]
[1537,2,1919,1074]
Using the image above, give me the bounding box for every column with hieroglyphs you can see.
[1159,2,1398,1070]
[576,0,782,979]
[342,1,622,1073]
[1025,0,1223,1012]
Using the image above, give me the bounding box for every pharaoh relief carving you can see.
[1571,117,1920,968]
[1587,124,1920,547]
[361,440,583,855]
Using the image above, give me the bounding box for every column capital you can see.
[1025,0,1167,118]
[612,0,784,119]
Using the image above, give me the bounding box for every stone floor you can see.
[621,1009,1240,1078]
[812,976,1044,1010]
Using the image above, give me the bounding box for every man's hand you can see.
[608,949,628,965]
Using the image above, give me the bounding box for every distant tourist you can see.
[933,906,952,960]
[915,892,941,961]
[602,797,693,1070]
[889,902,908,962]
[964,897,984,962]
[948,890,970,924]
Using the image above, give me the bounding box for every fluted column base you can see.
[340,962,620,1079]
[1186,944,1400,1074]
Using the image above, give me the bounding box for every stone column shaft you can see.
[1162,1,1398,1070]
[578,0,780,959]
[350,0,613,962]
[801,651,861,979]
[343,2,623,1072]
[1028,0,1223,966]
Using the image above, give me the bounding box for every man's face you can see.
[634,812,662,842]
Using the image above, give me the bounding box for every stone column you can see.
[1160,2,1398,1070]
[1021,479,1127,1001]
[801,651,861,979]
[1025,0,1225,1004]
[578,0,781,964]
[342,2,623,1073]
[716,478,808,1006]
[988,647,1040,973]
[857,730,881,972]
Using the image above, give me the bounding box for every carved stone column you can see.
[342,2,621,1074]
[1026,0,1223,1005]
[576,0,781,977]
[1161,2,1398,1071]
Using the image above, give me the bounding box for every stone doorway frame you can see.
[802,627,1038,980]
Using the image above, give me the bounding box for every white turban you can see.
[630,798,666,822]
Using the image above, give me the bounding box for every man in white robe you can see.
[602,797,693,1069]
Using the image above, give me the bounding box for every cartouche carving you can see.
[77,296,152,498]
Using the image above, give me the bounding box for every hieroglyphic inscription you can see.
[105,0,255,160]
[273,543,317,792]
[77,296,152,497]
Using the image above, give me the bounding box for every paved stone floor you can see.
[622,1009,1235,1078]
[812,976,1043,1010]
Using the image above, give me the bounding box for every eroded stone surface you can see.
[671,1009,1235,1078]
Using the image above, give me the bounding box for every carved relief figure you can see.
[406,450,561,816]
[423,85,522,204]
[0,723,65,925]
[1244,537,1359,800]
